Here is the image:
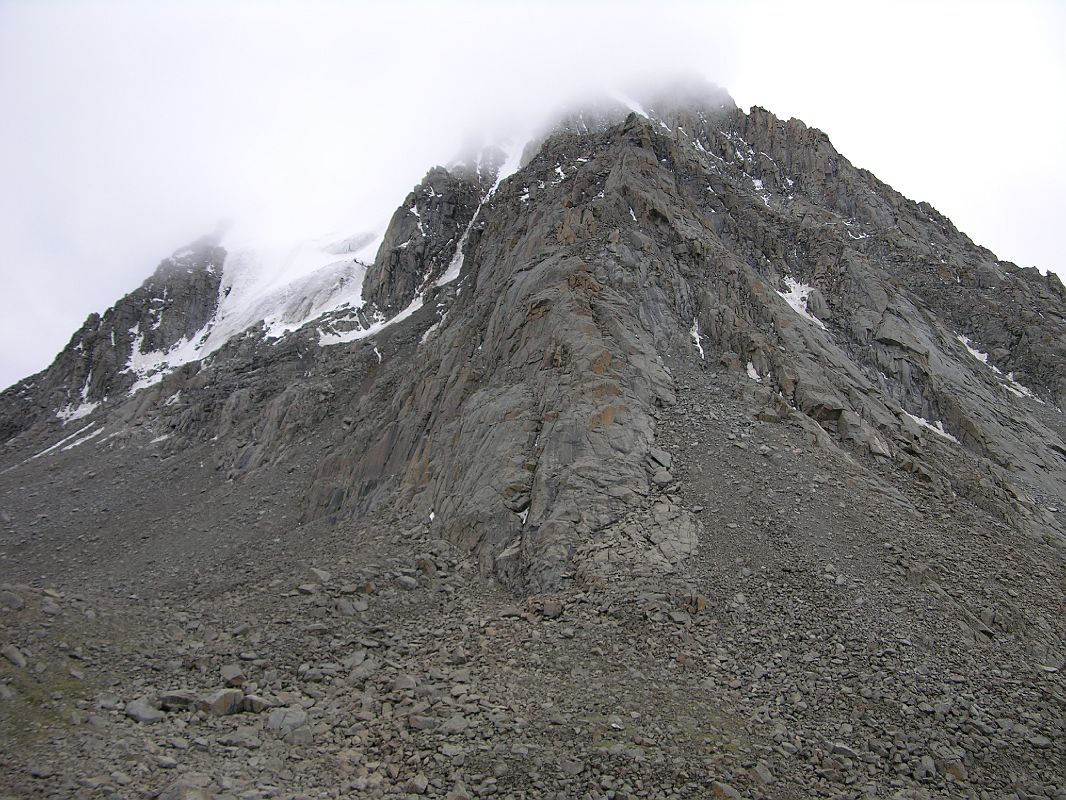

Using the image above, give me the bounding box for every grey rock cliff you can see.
[1,84,1064,592]
[0,237,224,441]
[296,107,1066,590]
[362,166,485,315]
[2,82,1064,798]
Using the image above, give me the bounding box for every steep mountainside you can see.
[1,82,1064,799]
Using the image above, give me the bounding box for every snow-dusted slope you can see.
[124,231,383,391]
[126,136,540,386]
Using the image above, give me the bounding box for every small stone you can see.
[943,760,968,781]
[155,755,178,769]
[158,689,198,710]
[97,693,123,710]
[406,774,430,795]
[561,759,584,777]
[440,714,469,734]
[266,707,311,743]
[309,567,332,583]
[220,663,245,687]
[296,584,318,595]
[219,725,261,749]
[750,762,773,785]
[711,781,742,799]
[395,575,419,590]
[393,674,418,691]
[198,688,245,716]
[158,774,215,800]
[832,742,859,759]
[649,446,673,469]
[540,599,563,619]
[1028,733,1052,749]
[286,726,313,745]
[652,469,673,487]
[28,763,54,778]
[1,643,26,668]
[242,694,272,713]
[409,714,437,730]
[0,590,25,611]
[125,696,165,724]
[336,599,357,616]
[913,754,937,780]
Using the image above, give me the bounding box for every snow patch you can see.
[957,335,1043,402]
[486,135,531,197]
[777,278,826,329]
[1005,372,1043,402]
[904,412,959,444]
[437,212,478,286]
[957,334,1001,373]
[420,311,446,345]
[56,400,99,423]
[122,230,382,394]
[318,295,424,346]
[30,422,97,460]
[750,176,770,206]
[56,373,99,423]
[690,319,705,360]
[60,426,103,452]
[746,362,763,383]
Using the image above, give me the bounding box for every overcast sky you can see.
[1,0,1063,389]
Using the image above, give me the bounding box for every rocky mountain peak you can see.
[1,82,1064,797]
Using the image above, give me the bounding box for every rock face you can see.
[2,84,1064,593]
[0,78,1064,800]
[0,237,225,441]
[303,100,1066,589]
[362,165,488,315]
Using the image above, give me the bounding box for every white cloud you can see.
[0,0,1063,388]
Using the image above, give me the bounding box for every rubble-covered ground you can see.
[2,361,1062,800]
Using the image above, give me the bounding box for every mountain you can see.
[1,80,1064,798]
